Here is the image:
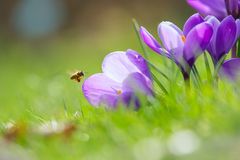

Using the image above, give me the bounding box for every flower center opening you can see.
[117,90,122,95]
[181,35,186,43]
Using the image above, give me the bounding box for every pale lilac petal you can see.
[82,73,122,107]
[102,51,141,83]
[122,72,153,96]
[122,72,153,107]
[158,21,184,56]
[183,22,213,67]
[183,13,204,36]
[99,94,119,108]
[187,0,227,20]
[139,27,162,54]
[215,16,237,61]
[120,92,133,107]
[219,58,240,81]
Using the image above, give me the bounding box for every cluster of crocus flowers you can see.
[140,13,213,81]
[82,1,240,108]
[186,0,240,80]
[82,49,153,108]
[140,13,240,82]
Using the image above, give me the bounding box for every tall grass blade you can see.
[203,52,212,81]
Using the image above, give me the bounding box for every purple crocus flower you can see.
[140,13,213,80]
[187,0,240,20]
[220,58,240,81]
[82,49,153,108]
[205,15,239,64]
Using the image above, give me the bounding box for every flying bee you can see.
[70,71,85,82]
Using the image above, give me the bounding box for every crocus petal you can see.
[126,49,152,81]
[205,15,221,27]
[122,72,153,96]
[219,58,240,81]
[99,94,120,108]
[102,51,143,83]
[183,13,204,36]
[215,16,237,61]
[122,72,153,107]
[82,73,122,107]
[205,16,221,61]
[187,0,227,20]
[183,22,213,67]
[139,27,162,54]
[158,21,184,56]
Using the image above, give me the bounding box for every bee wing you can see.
[70,74,78,80]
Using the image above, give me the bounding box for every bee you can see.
[70,71,85,82]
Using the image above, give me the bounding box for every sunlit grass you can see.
[1,35,240,160]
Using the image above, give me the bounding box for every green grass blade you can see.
[192,65,202,84]
[213,55,227,79]
[151,73,168,95]
[203,52,212,81]
[145,59,170,81]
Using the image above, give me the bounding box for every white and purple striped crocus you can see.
[82,49,153,108]
[187,0,240,20]
[140,13,213,80]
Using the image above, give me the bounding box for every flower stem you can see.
[213,55,227,79]
[203,52,212,81]
[183,72,190,88]
[192,65,202,84]
[213,76,219,88]
[237,39,240,57]
[213,55,226,88]
[232,42,237,58]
